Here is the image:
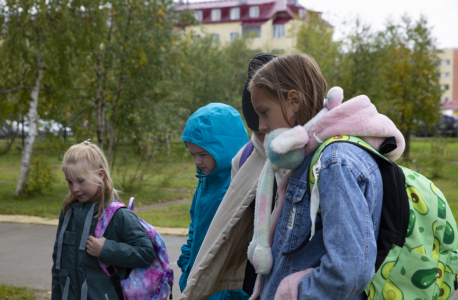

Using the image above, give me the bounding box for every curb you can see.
[0,214,189,236]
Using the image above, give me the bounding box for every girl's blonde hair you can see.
[61,141,120,218]
[248,53,327,127]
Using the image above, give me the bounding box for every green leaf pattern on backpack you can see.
[407,209,416,238]
[312,137,458,300]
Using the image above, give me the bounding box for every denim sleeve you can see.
[298,151,380,299]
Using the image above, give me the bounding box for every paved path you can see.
[0,222,186,299]
[3,222,458,300]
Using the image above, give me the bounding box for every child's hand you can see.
[86,235,106,257]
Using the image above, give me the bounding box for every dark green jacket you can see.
[51,199,155,300]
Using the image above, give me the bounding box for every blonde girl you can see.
[51,140,155,300]
[246,53,405,300]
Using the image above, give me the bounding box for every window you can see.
[445,72,450,78]
[444,84,450,91]
[299,8,305,18]
[194,10,202,22]
[249,6,259,18]
[230,7,240,20]
[230,32,239,42]
[212,33,220,43]
[211,9,221,21]
[242,26,261,38]
[444,97,449,102]
[437,60,441,66]
[273,24,285,38]
[445,59,451,66]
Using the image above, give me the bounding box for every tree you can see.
[296,11,341,88]
[0,0,92,196]
[68,0,181,166]
[337,19,380,100]
[375,15,441,158]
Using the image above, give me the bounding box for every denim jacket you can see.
[259,142,383,300]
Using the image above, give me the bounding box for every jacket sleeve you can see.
[98,209,156,268]
[177,190,198,272]
[295,158,380,299]
[51,211,64,300]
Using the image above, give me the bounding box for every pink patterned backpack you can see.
[95,197,174,300]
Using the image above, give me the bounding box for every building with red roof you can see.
[175,0,308,51]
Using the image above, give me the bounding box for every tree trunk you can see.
[402,127,411,160]
[95,50,104,150]
[107,8,132,164]
[15,49,44,196]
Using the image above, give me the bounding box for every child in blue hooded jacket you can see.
[177,103,249,300]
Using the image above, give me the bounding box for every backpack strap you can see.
[79,202,97,250]
[56,209,73,270]
[239,141,254,169]
[107,265,124,300]
[94,201,127,299]
[94,201,126,239]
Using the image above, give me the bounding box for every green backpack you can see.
[309,135,458,300]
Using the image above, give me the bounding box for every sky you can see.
[302,0,458,49]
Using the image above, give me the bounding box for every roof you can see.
[441,100,458,110]
[175,0,306,26]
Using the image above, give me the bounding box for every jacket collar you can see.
[251,133,267,160]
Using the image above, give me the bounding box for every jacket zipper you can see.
[75,203,82,299]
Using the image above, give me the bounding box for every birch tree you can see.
[0,0,93,196]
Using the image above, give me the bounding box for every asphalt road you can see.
[3,222,458,300]
[0,222,185,299]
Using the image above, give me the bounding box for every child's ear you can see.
[287,90,301,113]
[98,169,105,180]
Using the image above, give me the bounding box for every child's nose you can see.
[193,156,202,165]
[259,122,268,134]
[71,184,80,193]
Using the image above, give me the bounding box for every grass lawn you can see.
[137,201,192,228]
[0,138,197,220]
[0,285,33,300]
[402,138,458,215]
[0,137,457,228]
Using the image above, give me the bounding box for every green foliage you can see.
[296,11,341,87]
[0,285,33,300]
[338,20,379,99]
[374,16,441,158]
[336,15,441,158]
[24,156,56,195]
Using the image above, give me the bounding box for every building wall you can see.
[453,50,458,101]
[184,22,242,44]
[182,18,300,52]
[438,49,455,101]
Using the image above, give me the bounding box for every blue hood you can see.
[178,103,249,296]
[181,103,248,176]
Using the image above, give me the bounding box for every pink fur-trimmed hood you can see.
[304,94,405,161]
[270,87,405,161]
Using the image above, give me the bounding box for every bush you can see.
[23,157,56,195]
